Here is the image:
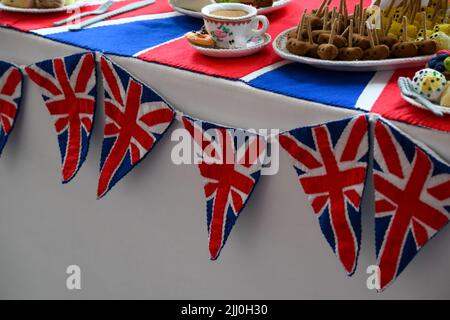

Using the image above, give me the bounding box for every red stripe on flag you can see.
[374,120,404,179]
[0,0,173,31]
[1,68,21,96]
[371,68,450,133]
[340,115,367,162]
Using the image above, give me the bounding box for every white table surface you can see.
[0,27,449,299]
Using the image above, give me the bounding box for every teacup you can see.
[201,3,269,49]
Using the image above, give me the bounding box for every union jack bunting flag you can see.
[98,56,175,198]
[0,61,22,157]
[182,116,266,260]
[25,53,96,183]
[278,115,369,275]
[373,119,450,291]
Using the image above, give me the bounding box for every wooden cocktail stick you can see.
[359,9,366,35]
[323,6,329,30]
[409,0,416,22]
[402,16,408,42]
[385,15,393,36]
[305,18,319,58]
[338,18,364,61]
[317,0,328,16]
[367,22,375,48]
[432,7,442,26]
[296,9,307,40]
[317,20,339,60]
[349,19,354,47]
[398,3,409,22]
[307,16,314,44]
[354,4,360,33]
[337,13,343,33]
[391,15,418,57]
[373,24,380,45]
[364,22,390,60]
[359,0,363,24]
[331,6,337,23]
[343,0,348,26]
[422,11,428,40]
[329,20,336,44]
[384,0,396,18]
[416,9,438,55]
[341,25,350,37]
[378,13,398,49]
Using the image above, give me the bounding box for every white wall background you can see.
[0,28,449,299]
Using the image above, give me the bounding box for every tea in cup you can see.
[201,3,269,49]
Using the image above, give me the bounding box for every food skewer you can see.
[416,11,438,55]
[392,16,419,57]
[307,6,330,42]
[364,22,390,60]
[338,19,364,60]
[353,8,371,50]
[343,0,348,26]
[379,14,398,49]
[384,0,396,18]
[353,4,360,33]
[284,0,441,62]
[286,10,311,56]
[306,17,320,58]
[316,0,328,16]
[317,13,348,47]
[317,20,339,60]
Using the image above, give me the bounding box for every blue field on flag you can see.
[46,15,202,57]
[247,63,376,110]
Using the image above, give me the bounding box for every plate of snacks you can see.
[399,68,450,116]
[169,0,291,19]
[273,0,448,72]
[185,29,271,58]
[0,0,86,13]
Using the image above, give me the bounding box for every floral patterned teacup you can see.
[201,3,269,49]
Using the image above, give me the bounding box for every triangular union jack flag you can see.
[0,61,22,157]
[98,56,175,199]
[373,118,450,291]
[182,116,266,260]
[278,115,369,275]
[25,52,96,183]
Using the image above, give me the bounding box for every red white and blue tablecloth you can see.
[1,0,449,132]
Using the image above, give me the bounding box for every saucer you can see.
[188,33,271,58]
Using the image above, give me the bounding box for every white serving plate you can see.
[0,0,87,13]
[273,27,435,72]
[188,33,271,58]
[169,0,291,19]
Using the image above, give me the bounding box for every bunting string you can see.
[0,52,449,291]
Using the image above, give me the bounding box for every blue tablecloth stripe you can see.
[247,63,375,109]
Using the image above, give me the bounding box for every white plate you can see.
[273,27,435,72]
[188,33,271,58]
[169,0,291,19]
[0,0,87,13]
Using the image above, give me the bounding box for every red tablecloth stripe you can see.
[137,0,372,79]
[372,68,450,132]
[0,0,174,31]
